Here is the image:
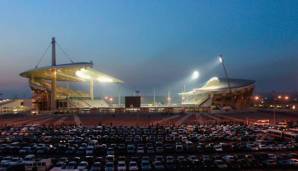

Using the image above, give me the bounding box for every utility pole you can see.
[50,37,57,111]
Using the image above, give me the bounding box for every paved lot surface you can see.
[0,111,297,127]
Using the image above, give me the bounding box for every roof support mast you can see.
[50,37,57,111]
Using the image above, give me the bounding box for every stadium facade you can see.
[179,77,255,110]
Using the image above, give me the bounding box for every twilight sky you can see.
[0,0,297,98]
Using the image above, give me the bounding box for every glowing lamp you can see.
[75,70,91,79]
[191,70,199,80]
[218,56,223,63]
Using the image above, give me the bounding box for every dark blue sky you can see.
[0,0,297,97]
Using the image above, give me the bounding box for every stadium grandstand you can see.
[20,38,123,113]
[179,77,255,110]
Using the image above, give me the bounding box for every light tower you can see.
[218,54,232,95]
[50,37,57,111]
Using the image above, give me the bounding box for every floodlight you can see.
[191,70,199,80]
[75,70,91,79]
[218,56,223,63]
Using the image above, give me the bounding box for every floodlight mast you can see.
[51,37,57,111]
[218,54,232,96]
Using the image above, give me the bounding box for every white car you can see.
[137,146,144,154]
[77,161,88,171]
[128,161,138,171]
[86,145,94,155]
[117,161,126,171]
[289,158,298,166]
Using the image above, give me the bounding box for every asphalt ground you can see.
[0,110,297,127]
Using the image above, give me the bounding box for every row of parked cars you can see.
[0,123,297,170]
[50,152,298,170]
[1,152,298,171]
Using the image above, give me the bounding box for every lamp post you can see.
[218,55,232,96]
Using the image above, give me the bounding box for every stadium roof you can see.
[20,62,123,83]
[199,77,255,91]
[180,77,255,95]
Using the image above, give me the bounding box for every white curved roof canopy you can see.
[180,77,255,95]
[20,62,123,83]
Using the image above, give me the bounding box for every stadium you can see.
[179,76,255,110]
[19,38,123,113]
[0,37,256,114]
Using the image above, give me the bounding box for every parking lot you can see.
[0,111,298,170]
